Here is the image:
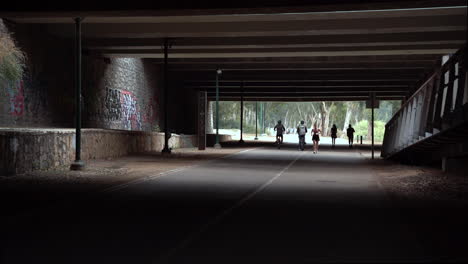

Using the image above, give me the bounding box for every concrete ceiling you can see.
[1,0,466,101]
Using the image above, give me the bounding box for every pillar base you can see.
[162,147,172,154]
[214,143,222,149]
[70,160,85,171]
[254,137,259,140]
[239,139,245,144]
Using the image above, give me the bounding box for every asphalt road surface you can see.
[0,145,461,263]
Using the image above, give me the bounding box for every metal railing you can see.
[382,47,467,158]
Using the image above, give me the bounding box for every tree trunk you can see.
[321,102,333,136]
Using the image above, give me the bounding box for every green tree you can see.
[0,21,26,84]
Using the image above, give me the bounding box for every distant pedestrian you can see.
[311,122,321,154]
[331,124,337,148]
[297,121,307,151]
[347,124,355,148]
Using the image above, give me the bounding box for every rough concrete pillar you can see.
[206,100,213,134]
[198,91,207,150]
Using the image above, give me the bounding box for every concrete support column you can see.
[206,101,213,134]
[70,17,85,171]
[198,91,207,150]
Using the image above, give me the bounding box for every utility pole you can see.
[371,92,375,160]
[162,38,171,154]
[70,17,84,171]
[239,81,244,143]
[254,101,258,140]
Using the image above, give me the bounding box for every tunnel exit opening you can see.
[209,100,401,147]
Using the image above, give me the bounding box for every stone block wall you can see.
[0,21,74,128]
[83,57,161,131]
[1,20,163,132]
[0,128,198,175]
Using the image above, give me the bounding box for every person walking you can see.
[331,124,337,148]
[347,124,355,148]
[297,121,307,151]
[311,123,321,154]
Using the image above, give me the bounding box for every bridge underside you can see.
[2,0,466,102]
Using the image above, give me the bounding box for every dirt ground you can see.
[368,156,468,260]
[370,159,468,205]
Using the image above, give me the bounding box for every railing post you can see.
[413,93,424,141]
[425,75,439,133]
[455,56,466,109]
[433,73,445,130]
[444,62,456,117]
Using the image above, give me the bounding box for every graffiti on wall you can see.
[105,88,122,120]
[6,81,25,116]
[105,88,143,130]
[120,90,141,130]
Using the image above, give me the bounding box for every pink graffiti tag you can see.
[9,81,25,116]
[120,90,142,130]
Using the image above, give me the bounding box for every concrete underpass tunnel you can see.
[1,2,468,263]
[0,1,466,171]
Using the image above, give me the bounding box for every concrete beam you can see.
[42,15,466,38]
[93,44,460,57]
[208,96,405,102]
[1,0,465,17]
[151,54,442,63]
[199,87,410,93]
[175,72,422,81]
[83,32,466,49]
[207,91,407,97]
